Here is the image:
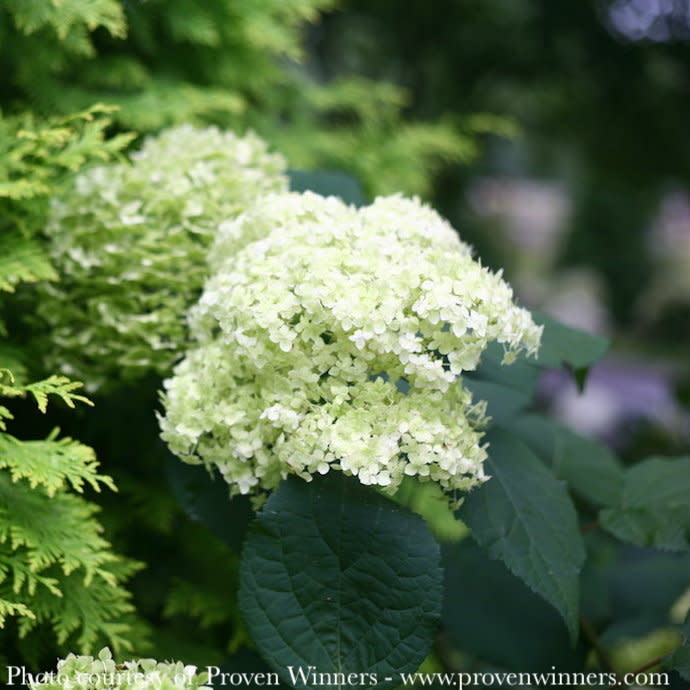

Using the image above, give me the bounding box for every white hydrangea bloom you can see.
[160,192,542,498]
[39,125,287,390]
[28,647,209,689]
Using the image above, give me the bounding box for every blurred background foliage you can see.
[311,0,690,459]
[0,0,478,197]
[1,0,690,685]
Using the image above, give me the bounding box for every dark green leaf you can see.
[471,342,540,396]
[464,379,531,424]
[552,429,623,508]
[288,170,365,207]
[499,413,556,460]
[165,455,253,551]
[458,429,585,639]
[464,343,539,424]
[239,472,442,690]
[533,311,609,371]
[502,414,624,507]
[442,539,584,671]
[600,457,690,551]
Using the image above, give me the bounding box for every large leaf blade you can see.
[442,539,584,671]
[600,457,690,551]
[239,472,442,690]
[458,429,585,639]
[533,311,609,371]
[502,414,624,507]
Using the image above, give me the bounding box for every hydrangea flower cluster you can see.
[160,192,542,498]
[39,125,287,390]
[28,648,209,689]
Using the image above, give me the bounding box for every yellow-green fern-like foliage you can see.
[0,109,145,662]
[0,105,133,302]
[0,0,478,198]
[0,381,142,653]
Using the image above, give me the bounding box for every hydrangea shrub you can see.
[39,125,287,389]
[7,124,687,686]
[160,192,542,499]
[3,0,688,681]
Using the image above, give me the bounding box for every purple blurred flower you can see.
[540,359,689,445]
[608,0,690,42]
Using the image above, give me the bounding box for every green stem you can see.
[580,616,614,673]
